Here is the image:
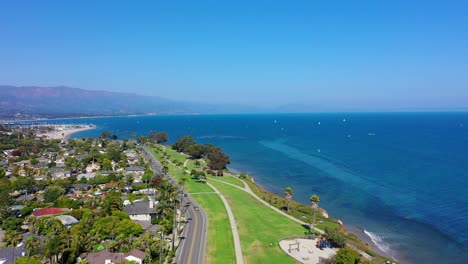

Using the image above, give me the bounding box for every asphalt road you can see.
[141,146,207,264]
[175,195,207,264]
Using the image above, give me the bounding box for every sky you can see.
[1,0,468,110]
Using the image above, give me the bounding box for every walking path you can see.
[209,177,325,234]
[206,182,244,264]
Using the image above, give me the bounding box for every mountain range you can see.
[0,85,264,119]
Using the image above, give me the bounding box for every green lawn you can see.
[209,179,305,264]
[208,175,245,188]
[150,147,235,263]
[191,193,236,264]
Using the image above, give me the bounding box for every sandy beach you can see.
[36,124,96,140]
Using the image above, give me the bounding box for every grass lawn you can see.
[242,179,341,232]
[209,179,305,264]
[208,175,245,188]
[191,193,236,264]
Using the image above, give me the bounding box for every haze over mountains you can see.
[0,85,264,119]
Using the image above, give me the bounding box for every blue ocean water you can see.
[40,113,468,263]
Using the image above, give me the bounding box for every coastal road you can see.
[141,146,207,264]
[175,194,207,264]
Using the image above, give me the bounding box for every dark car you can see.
[194,206,199,211]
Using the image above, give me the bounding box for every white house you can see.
[124,198,158,221]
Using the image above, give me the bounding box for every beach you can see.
[36,124,96,140]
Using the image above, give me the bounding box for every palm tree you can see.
[25,236,41,260]
[310,194,320,234]
[284,187,293,213]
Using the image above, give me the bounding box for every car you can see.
[194,206,199,211]
[184,193,188,197]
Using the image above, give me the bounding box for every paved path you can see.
[209,177,324,234]
[206,182,244,264]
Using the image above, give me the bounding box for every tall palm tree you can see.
[25,236,41,260]
[284,187,293,213]
[310,194,320,234]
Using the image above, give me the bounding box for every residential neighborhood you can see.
[0,126,182,264]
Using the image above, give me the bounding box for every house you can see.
[72,183,91,191]
[77,172,96,180]
[15,194,36,202]
[126,166,145,182]
[49,168,71,179]
[32,207,68,217]
[86,161,100,173]
[78,249,145,264]
[124,199,158,221]
[55,215,79,227]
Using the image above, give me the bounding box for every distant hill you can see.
[0,85,263,119]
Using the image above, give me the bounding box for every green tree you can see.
[333,248,361,264]
[25,236,41,259]
[44,185,65,203]
[284,187,293,213]
[206,145,230,170]
[172,135,195,152]
[186,144,206,159]
[102,191,123,215]
[0,168,13,221]
[310,194,320,232]
[149,131,169,143]
[106,141,123,162]
[102,158,113,170]
[1,216,23,231]
[3,229,23,247]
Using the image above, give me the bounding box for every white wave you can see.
[364,229,391,253]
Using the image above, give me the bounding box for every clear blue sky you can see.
[1,1,467,110]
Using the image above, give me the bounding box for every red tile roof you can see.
[32,207,67,217]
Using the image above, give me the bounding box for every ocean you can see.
[33,113,468,263]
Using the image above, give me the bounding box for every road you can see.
[175,194,207,264]
[141,146,207,264]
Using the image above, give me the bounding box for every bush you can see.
[333,248,361,264]
[325,227,346,248]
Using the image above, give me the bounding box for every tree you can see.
[102,191,123,215]
[149,131,169,143]
[25,236,41,259]
[102,158,113,171]
[0,168,13,221]
[1,216,23,231]
[186,144,206,159]
[12,175,35,193]
[44,185,65,203]
[282,187,293,212]
[310,194,320,232]
[106,141,123,162]
[206,145,230,170]
[3,229,23,247]
[100,130,111,140]
[333,248,361,264]
[172,135,195,152]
